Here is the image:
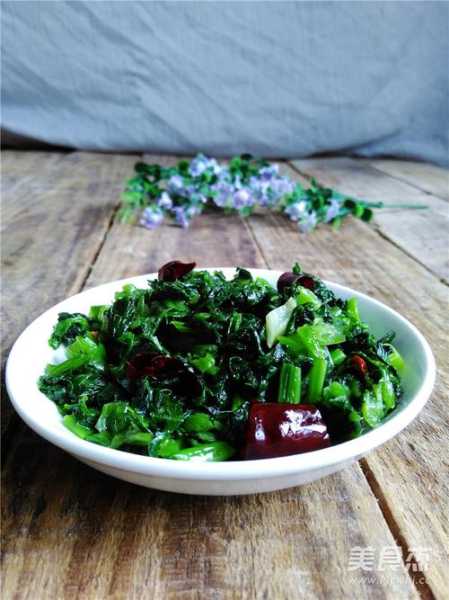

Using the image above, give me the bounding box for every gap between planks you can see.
[374,227,449,289]
[367,160,449,203]
[288,160,449,288]
[77,152,145,291]
[78,201,123,291]
[359,458,435,600]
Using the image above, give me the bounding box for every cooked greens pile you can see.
[38,262,404,461]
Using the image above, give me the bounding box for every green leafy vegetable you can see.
[49,313,91,349]
[45,336,106,377]
[38,263,404,460]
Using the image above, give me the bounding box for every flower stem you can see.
[363,201,429,210]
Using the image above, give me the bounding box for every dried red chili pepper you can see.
[243,403,330,460]
[158,260,196,282]
[126,353,202,397]
[350,355,368,377]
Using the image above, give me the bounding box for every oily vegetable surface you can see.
[38,264,403,460]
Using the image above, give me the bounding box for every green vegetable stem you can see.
[170,442,235,462]
[307,357,327,404]
[277,362,302,404]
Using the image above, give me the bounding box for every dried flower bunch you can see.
[120,154,425,233]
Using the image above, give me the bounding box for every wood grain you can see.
[247,161,449,596]
[1,151,136,343]
[2,429,419,600]
[291,157,449,282]
[368,159,449,201]
[1,151,67,195]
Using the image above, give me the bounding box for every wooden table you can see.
[2,152,448,600]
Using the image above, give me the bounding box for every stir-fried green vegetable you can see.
[38,261,404,460]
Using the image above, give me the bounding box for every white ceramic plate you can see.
[6,269,435,495]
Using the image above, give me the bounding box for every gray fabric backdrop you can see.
[2,1,448,165]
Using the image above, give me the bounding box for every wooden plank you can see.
[291,157,449,282]
[246,162,449,596]
[1,151,137,432]
[85,213,265,289]
[368,159,449,201]
[2,157,417,599]
[1,151,68,192]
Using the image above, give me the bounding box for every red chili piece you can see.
[126,353,202,396]
[158,260,196,282]
[297,275,315,290]
[350,355,368,377]
[243,403,330,460]
[126,353,183,379]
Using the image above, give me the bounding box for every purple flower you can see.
[172,206,190,228]
[167,175,184,194]
[248,174,294,207]
[189,154,209,177]
[180,183,195,197]
[298,212,317,233]
[188,186,208,204]
[324,198,341,222]
[285,200,308,222]
[157,191,173,210]
[216,168,231,183]
[232,188,255,209]
[140,207,164,229]
[259,164,279,181]
[207,158,222,175]
[211,181,233,207]
[249,177,270,205]
[270,177,295,198]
